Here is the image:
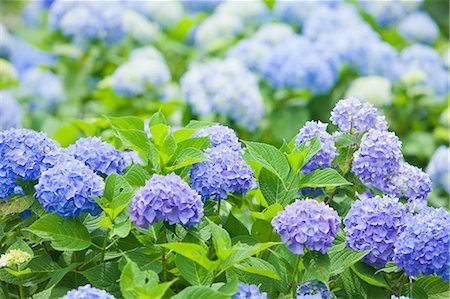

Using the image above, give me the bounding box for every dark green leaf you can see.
[303,251,331,284]
[82,262,121,297]
[175,255,213,286]
[351,263,389,288]
[328,243,369,276]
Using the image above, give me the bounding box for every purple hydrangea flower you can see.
[426,146,450,193]
[394,207,450,281]
[351,129,402,189]
[35,160,104,218]
[0,91,22,130]
[272,199,341,255]
[344,196,407,268]
[61,284,115,299]
[0,129,61,199]
[330,98,388,133]
[189,146,255,200]
[66,137,127,176]
[129,173,204,228]
[296,281,336,299]
[192,124,242,153]
[232,283,268,299]
[295,121,337,174]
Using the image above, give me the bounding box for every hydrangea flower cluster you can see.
[110,46,171,97]
[192,124,243,153]
[274,0,338,28]
[296,281,336,299]
[122,10,160,43]
[426,146,450,193]
[129,173,204,228]
[394,207,450,281]
[261,36,341,95]
[10,39,56,75]
[345,76,392,106]
[35,160,105,218]
[189,146,255,200]
[330,98,388,133]
[0,129,61,199]
[0,91,22,130]
[360,0,422,27]
[351,129,402,189]
[61,285,115,299]
[124,1,184,29]
[215,1,270,27]
[182,0,223,14]
[232,283,268,299]
[344,196,407,268]
[295,121,337,174]
[253,23,295,46]
[66,137,127,176]
[194,13,243,51]
[397,12,439,44]
[181,59,264,131]
[0,249,31,268]
[272,199,341,255]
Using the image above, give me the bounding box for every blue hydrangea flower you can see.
[215,1,270,27]
[18,67,66,112]
[192,124,243,153]
[194,13,243,51]
[344,195,407,268]
[189,146,255,200]
[227,39,271,73]
[296,281,336,299]
[351,130,402,189]
[232,283,268,299]
[295,121,337,174]
[274,0,340,28]
[122,10,160,43]
[181,58,264,131]
[129,173,204,228]
[394,207,450,281]
[397,44,449,97]
[182,0,223,14]
[35,160,104,218]
[10,39,56,75]
[354,41,399,80]
[330,98,388,133]
[427,146,450,193]
[0,92,22,130]
[253,23,295,46]
[272,199,341,255]
[123,149,145,167]
[0,129,61,199]
[66,137,127,176]
[397,12,439,44]
[61,284,115,299]
[360,0,422,27]
[124,1,184,29]
[261,36,341,95]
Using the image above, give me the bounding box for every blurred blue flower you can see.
[0,91,22,130]
[181,58,264,131]
[35,159,104,218]
[129,173,204,228]
[272,199,341,255]
[10,39,56,75]
[394,207,450,281]
[227,38,271,73]
[194,13,243,51]
[122,10,160,43]
[215,1,270,27]
[253,23,295,46]
[397,12,439,44]
[192,124,243,153]
[232,283,268,299]
[61,284,115,299]
[296,281,336,299]
[426,146,450,193]
[66,137,127,176]
[344,195,407,268]
[124,1,184,29]
[182,0,223,14]
[360,0,422,27]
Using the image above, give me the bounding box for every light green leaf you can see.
[124,164,151,187]
[0,195,34,217]
[243,141,290,180]
[328,243,369,276]
[414,276,449,299]
[120,261,159,299]
[303,251,331,284]
[221,242,279,271]
[207,219,232,260]
[171,286,229,299]
[294,136,322,169]
[298,168,351,188]
[258,167,285,205]
[146,279,178,299]
[234,257,281,280]
[159,243,216,271]
[175,255,213,286]
[108,116,144,131]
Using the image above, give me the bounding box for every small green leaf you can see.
[351,262,389,288]
[295,135,322,168]
[234,257,281,280]
[171,286,229,299]
[159,243,216,271]
[243,141,290,180]
[258,167,285,205]
[120,261,159,299]
[298,168,352,188]
[146,279,178,299]
[124,164,151,187]
[207,219,232,260]
[328,243,369,276]
[0,195,34,217]
[303,251,331,284]
[175,255,213,286]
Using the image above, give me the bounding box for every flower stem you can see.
[288,255,302,293]
[217,199,221,216]
[17,266,24,299]
[100,229,109,264]
[162,226,168,282]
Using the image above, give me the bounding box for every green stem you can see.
[17,266,24,299]
[162,226,168,282]
[100,229,110,264]
[288,255,302,293]
[217,199,221,216]
[397,274,406,297]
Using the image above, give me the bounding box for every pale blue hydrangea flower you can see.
[122,10,160,43]
[66,137,127,176]
[182,0,223,14]
[426,146,450,193]
[122,149,145,167]
[227,39,271,73]
[189,145,255,200]
[330,98,388,133]
[181,59,264,131]
[253,23,296,46]
[194,13,243,51]
[192,124,243,152]
[272,199,341,255]
[360,0,422,27]
[0,92,22,130]
[10,39,56,75]
[352,130,402,189]
[18,67,66,112]
[0,129,61,199]
[129,173,204,228]
[60,284,115,299]
[295,121,337,174]
[124,1,184,29]
[397,12,439,44]
[35,159,104,218]
[394,207,450,281]
[296,282,336,299]
[344,196,407,268]
[233,283,268,299]
[215,1,270,26]
[355,41,399,80]
[274,0,341,27]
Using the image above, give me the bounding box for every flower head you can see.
[129,173,204,228]
[394,207,450,281]
[253,23,295,46]
[194,13,243,51]
[189,146,255,200]
[272,199,341,255]
[0,249,31,268]
[397,12,439,44]
[35,160,104,218]
[61,285,115,299]
[426,146,450,193]
[227,38,271,73]
[192,124,242,152]
[344,196,407,268]
[0,91,22,130]
[296,281,336,299]
[66,137,127,176]
[232,283,268,299]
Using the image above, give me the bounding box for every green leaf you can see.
[159,243,216,270]
[108,116,144,131]
[120,261,159,299]
[103,173,133,201]
[146,279,178,299]
[298,168,352,188]
[185,120,215,130]
[221,242,279,271]
[351,263,389,288]
[251,219,274,243]
[207,219,232,260]
[82,262,121,297]
[166,148,207,171]
[295,135,322,168]
[0,195,34,217]
[171,286,229,299]
[124,164,151,187]
[167,137,210,165]
[328,243,369,276]
[46,263,79,288]
[303,251,331,284]
[113,128,151,159]
[258,167,285,205]
[234,257,281,280]
[243,141,290,180]
[339,268,368,299]
[148,112,167,127]
[26,213,91,251]
[414,276,449,299]
[176,255,213,286]
[150,123,170,146]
